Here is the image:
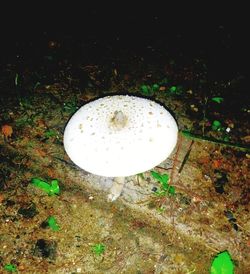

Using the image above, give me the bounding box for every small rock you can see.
[33,239,57,260]
[18,203,38,218]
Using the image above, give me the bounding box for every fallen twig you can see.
[178,140,194,174]
[181,130,250,151]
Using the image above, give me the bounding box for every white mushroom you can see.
[63,95,178,201]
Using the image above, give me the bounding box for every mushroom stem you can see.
[107,176,125,202]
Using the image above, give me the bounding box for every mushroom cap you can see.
[63,95,178,177]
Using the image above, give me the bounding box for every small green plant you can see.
[140,82,162,95]
[4,264,17,272]
[210,250,235,274]
[211,120,223,131]
[151,171,175,196]
[44,129,58,138]
[31,178,60,196]
[140,78,183,96]
[47,216,60,231]
[157,205,167,214]
[140,84,154,96]
[152,83,160,92]
[92,243,106,256]
[168,85,183,95]
[211,97,224,104]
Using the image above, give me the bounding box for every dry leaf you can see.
[159,86,166,91]
[212,159,222,169]
[241,135,250,143]
[1,124,13,139]
[35,148,46,157]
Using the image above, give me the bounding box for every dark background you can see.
[1,2,249,79]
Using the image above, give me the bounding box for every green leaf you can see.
[160,174,169,189]
[151,171,176,196]
[169,86,177,93]
[152,83,160,91]
[47,216,60,231]
[169,85,183,95]
[151,170,162,181]
[50,179,60,195]
[151,171,169,184]
[168,186,176,195]
[140,85,152,95]
[31,178,60,196]
[44,129,57,138]
[212,120,222,131]
[4,264,17,272]
[31,178,51,194]
[211,97,224,104]
[157,206,166,213]
[92,243,106,256]
[210,250,235,274]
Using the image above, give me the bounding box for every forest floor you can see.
[0,32,249,273]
